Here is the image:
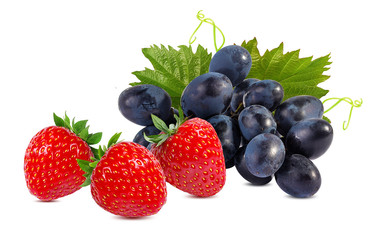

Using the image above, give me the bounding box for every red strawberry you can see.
[24,113,102,201]
[146,112,226,197]
[78,134,167,218]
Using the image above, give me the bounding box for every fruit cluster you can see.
[24,44,334,219]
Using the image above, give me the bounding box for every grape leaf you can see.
[241,37,331,101]
[131,44,212,109]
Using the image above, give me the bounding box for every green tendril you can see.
[189,10,225,52]
[323,97,363,130]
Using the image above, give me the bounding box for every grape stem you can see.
[323,97,363,130]
[189,10,225,52]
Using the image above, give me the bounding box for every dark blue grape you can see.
[275,154,321,198]
[234,146,273,185]
[181,72,233,119]
[286,118,333,160]
[230,78,260,112]
[238,105,277,141]
[207,115,241,168]
[209,45,252,86]
[133,125,161,148]
[274,95,324,136]
[118,84,172,126]
[243,79,284,111]
[245,133,286,178]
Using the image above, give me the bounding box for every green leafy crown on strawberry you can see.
[143,108,187,146]
[53,112,103,157]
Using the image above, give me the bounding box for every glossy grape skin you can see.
[118,84,172,126]
[243,80,284,111]
[275,154,321,198]
[238,105,277,141]
[181,72,233,119]
[230,78,260,112]
[234,146,273,185]
[245,133,286,178]
[209,45,252,86]
[274,95,324,136]
[133,125,161,148]
[286,118,333,160]
[207,115,241,168]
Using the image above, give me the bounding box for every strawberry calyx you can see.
[53,112,103,158]
[144,108,187,146]
[77,132,122,187]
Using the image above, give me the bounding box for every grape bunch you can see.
[119,45,333,198]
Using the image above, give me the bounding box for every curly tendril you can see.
[323,97,363,130]
[189,10,225,52]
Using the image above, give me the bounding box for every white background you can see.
[1,0,379,239]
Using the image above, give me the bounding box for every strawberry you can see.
[78,133,167,218]
[145,111,226,197]
[24,113,102,201]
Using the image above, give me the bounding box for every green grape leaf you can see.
[241,37,331,101]
[131,44,212,109]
